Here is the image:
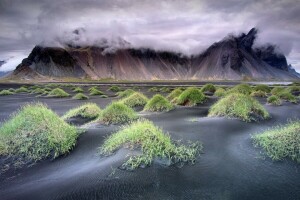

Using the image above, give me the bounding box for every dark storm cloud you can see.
[0,0,300,72]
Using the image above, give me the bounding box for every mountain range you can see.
[8,28,300,81]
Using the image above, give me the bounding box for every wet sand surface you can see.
[0,84,299,200]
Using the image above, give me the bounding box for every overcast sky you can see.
[0,0,299,72]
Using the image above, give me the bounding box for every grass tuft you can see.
[47,88,70,98]
[73,87,84,93]
[15,86,29,93]
[267,95,281,106]
[250,90,267,97]
[98,102,138,125]
[99,119,202,170]
[0,90,15,96]
[148,87,159,92]
[214,87,226,97]
[62,103,101,120]
[144,94,174,112]
[253,120,300,163]
[120,92,149,108]
[89,88,104,96]
[167,88,183,101]
[0,103,79,163]
[254,84,271,93]
[108,85,121,92]
[201,83,216,93]
[208,93,269,122]
[227,84,252,95]
[176,87,206,106]
[72,93,89,100]
[117,89,135,98]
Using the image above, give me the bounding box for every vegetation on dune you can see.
[0,103,79,163]
[227,84,252,95]
[89,88,104,96]
[214,87,226,97]
[73,87,84,93]
[99,119,202,170]
[72,93,89,100]
[148,87,159,92]
[100,94,108,98]
[288,85,300,93]
[201,83,216,93]
[270,87,285,95]
[31,88,45,94]
[160,87,171,93]
[167,88,183,101]
[98,102,138,125]
[144,94,174,112]
[117,89,135,98]
[15,86,29,93]
[47,88,70,98]
[254,84,271,93]
[250,90,267,97]
[176,87,206,106]
[108,85,121,92]
[120,92,149,108]
[277,91,298,103]
[267,95,281,106]
[88,86,99,92]
[8,88,15,92]
[253,120,300,163]
[208,93,269,122]
[0,90,15,95]
[62,103,101,120]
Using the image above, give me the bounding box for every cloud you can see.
[0,0,299,72]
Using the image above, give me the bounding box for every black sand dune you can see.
[0,84,299,200]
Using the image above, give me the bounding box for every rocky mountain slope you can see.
[9,28,300,81]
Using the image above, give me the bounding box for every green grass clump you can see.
[160,87,171,93]
[72,93,89,100]
[0,103,79,162]
[0,90,15,95]
[15,86,29,93]
[31,88,45,94]
[47,88,70,98]
[267,95,281,106]
[117,89,135,98]
[201,83,216,93]
[227,84,252,95]
[88,86,98,92]
[253,120,300,163]
[176,87,206,106]
[108,85,121,92]
[250,90,267,97]
[288,86,300,93]
[148,87,159,92]
[89,88,104,96]
[100,95,108,98]
[99,102,138,125]
[208,93,269,122]
[8,88,15,92]
[167,88,183,101]
[121,92,149,108]
[99,119,202,170]
[214,88,226,97]
[62,103,101,120]
[73,87,84,93]
[144,94,174,112]
[277,91,297,103]
[271,87,285,95]
[254,84,271,93]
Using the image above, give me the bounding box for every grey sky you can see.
[0,0,299,72]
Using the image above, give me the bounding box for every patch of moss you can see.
[0,103,79,163]
[253,120,300,163]
[144,94,174,112]
[201,83,216,93]
[100,119,202,170]
[176,87,206,106]
[62,103,101,120]
[47,88,70,98]
[267,95,281,106]
[121,92,149,108]
[208,93,269,122]
[99,102,138,124]
[72,93,89,100]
